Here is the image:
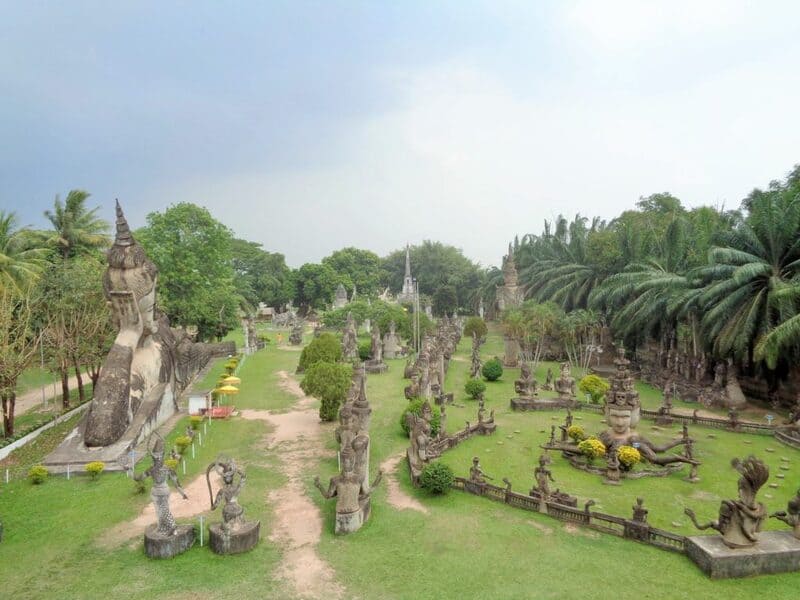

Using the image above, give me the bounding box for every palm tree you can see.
[696,192,800,366]
[0,211,48,292]
[43,190,110,259]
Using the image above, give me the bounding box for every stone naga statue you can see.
[685,456,769,548]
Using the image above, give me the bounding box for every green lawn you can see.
[0,325,798,599]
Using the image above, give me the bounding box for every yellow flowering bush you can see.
[577,437,606,461]
[617,445,641,469]
[164,458,179,471]
[85,461,105,479]
[567,425,586,442]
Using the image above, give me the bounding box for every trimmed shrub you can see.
[462,316,488,340]
[174,435,192,454]
[482,358,503,382]
[189,415,203,430]
[358,339,372,361]
[420,461,455,494]
[400,398,441,437]
[28,465,49,485]
[85,461,105,479]
[164,458,179,471]
[297,333,342,373]
[567,425,586,442]
[578,437,606,461]
[617,445,642,470]
[579,374,610,404]
[301,361,353,421]
[464,378,486,400]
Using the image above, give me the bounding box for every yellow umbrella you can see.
[215,385,240,395]
[222,376,241,385]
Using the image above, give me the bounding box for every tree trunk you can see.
[61,368,70,409]
[74,358,85,405]
[89,364,101,387]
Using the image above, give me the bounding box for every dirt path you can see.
[379,453,428,514]
[252,370,344,599]
[97,471,220,549]
[15,374,83,415]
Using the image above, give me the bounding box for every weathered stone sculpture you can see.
[685,456,769,548]
[206,456,260,554]
[135,435,194,558]
[469,456,493,484]
[542,367,554,391]
[289,322,303,345]
[45,202,227,473]
[315,447,382,535]
[771,489,800,539]
[382,321,401,359]
[333,283,348,309]
[341,312,358,361]
[554,362,577,401]
[364,323,387,373]
[496,243,523,311]
[514,363,538,398]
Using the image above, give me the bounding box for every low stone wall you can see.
[452,476,687,554]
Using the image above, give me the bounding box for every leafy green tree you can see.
[578,374,610,404]
[43,190,110,259]
[0,287,41,436]
[230,238,291,310]
[290,262,340,314]
[322,247,383,296]
[432,285,457,316]
[382,241,481,308]
[502,301,563,366]
[136,203,240,341]
[297,333,342,373]
[300,361,352,421]
[462,317,487,340]
[0,212,48,292]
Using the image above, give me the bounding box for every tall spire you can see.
[114,199,134,247]
[404,243,412,279]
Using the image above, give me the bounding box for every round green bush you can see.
[28,465,49,485]
[358,339,372,361]
[400,398,441,437]
[462,316,488,340]
[420,461,455,494]
[85,461,105,479]
[164,458,179,471]
[297,333,342,372]
[482,358,503,382]
[464,378,487,399]
[174,435,192,454]
[579,374,610,404]
[301,361,353,422]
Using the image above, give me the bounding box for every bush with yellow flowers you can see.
[567,425,586,442]
[617,445,641,470]
[577,437,606,461]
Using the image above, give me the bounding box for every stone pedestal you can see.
[335,498,371,535]
[144,524,195,559]
[687,531,800,578]
[208,521,260,555]
[510,397,578,411]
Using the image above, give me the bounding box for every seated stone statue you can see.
[469,456,493,484]
[685,456,769,548]
[514,362,538,398]
[554,362,576,400]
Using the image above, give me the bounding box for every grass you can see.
[0,324,798,599]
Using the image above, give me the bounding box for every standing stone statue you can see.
[341,312,358,361]
[134,435,194,558]
[532,454,555,501]
[685,456,769,548]
[469,456,493,484]
[289,322,303,345]
[314,447,382,535]
[383,321,401,359]
[365,323,387,373]
[206,456,260,554]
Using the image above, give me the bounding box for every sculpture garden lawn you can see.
[0,327,798,598]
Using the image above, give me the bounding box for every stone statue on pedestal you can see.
[685,456,769,548]
[206,456,260,554]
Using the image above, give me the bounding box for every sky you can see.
[2,1,800,268]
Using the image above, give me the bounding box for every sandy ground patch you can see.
[97,471,220,549]
[379,453,429,514]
